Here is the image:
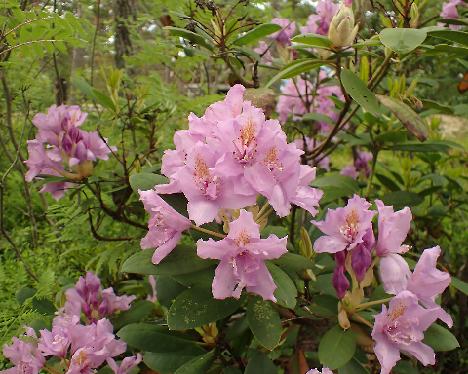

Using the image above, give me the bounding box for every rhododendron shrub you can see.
[3,0,464,373]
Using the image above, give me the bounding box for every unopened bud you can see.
[338,302,351,330]
[410,3,419,28]
[75,160,94,179]
[328,4,359,48]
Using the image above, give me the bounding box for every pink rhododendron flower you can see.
[139,188,192,263]
[64,272,135,322]
[440,0,466,29]
[25,105,115,200]
[276,77,343,130]
[372,291,440,374]
[2,328,45,374]
[197,209,287,301]
[306,368,333,374]
[254,41,273,65]
[312,195,375,254]
[375,200,412,294]
[107,354,142,374]
[157,84,323,223]
[38,315,79,357]
[406,246,453,327]
[301,0,339,35]
[271,18,296,45]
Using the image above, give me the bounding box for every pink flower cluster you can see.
[301,0,340,36]
[1,273,139,374]
[276,76,343,131]
[312,195,452,373]
[25,105,116,200]
[138,85,323,300]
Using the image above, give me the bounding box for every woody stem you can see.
[191,225,226,239]
[355,297,392,311]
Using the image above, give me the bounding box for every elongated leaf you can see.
[423,324,459,352]
[302,112,333,124]
[129,172,168,192]
[118,323,205,353]
[382,191,423,209]
[174,350,215,374]
[387,142,451,153]
[247,297,282,350]
[429,30,468,47]
[164,26,214,51]
[291,33,332,48]
[266,59,327,88]
[376,95,428,141]
[233,23,282,46]
[379,28,427,54]
[168,288,241,329]
[122,245,215,276]
[273,252,315,273]
[318,325,356,369]
[266,262,297,308]
[340,69,380,116]
[451,276,468,295]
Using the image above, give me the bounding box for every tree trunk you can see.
[113,0,136,69]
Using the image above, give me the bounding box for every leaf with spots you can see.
[168,287,241,330]
[247,296,282,350]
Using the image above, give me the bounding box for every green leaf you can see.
[340,69,380,116]
[122,245,215,276]
[387,141,451,153]
[174,350,215,374]
[265,59,328,88]
[233,23,282,46]
[382,191,423,209]
[164,26,214,51]
[273,252,315,273]
[155,276,187,307]
[16,287,36,305]
[451,276,468,295]
[302,112,334,124]
[423,324,459,352]
[113,300,154,330]
[338,357,370,374]
[379,28,427,54]
[318,325,356,369]
[429,30,468,47]
[129,172,168,192]
[266,263,297,308]
[168,288,241,329]
[245,351,278,374]
[376,95,428,141]
[375,173,400,191]
[32,298,56,315]
[311,173,360,204]
[72,76,116,111]
[291,33,332,48]
[246,297,282,350]
[117,323,205,354]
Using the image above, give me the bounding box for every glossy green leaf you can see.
[129,172,168,192]
[429,30,468,47]
[267,262,297,308]
[118,323,205,353]
[382,191,423,208]
[266,59,328,88]
[379,28,427,54]
[340,69,380,115]
[155,276,187,307]
[451,276,468,295]
[168,287,241,329]
[387,142,451,153]
[376,95,428,141]
[233,23,282,46]
[273,252,315,273]
[302,112,334,124]
[423,324,459,352]
[164,26,214,51]
[113,300,155,330]
[247,297,282,350]
[174,350,215,374]
[291,33,332,48]
[122,245,215,276]
[318,325,356,369]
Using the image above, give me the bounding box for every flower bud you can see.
[328,4,359,48]
[410,3,419,28]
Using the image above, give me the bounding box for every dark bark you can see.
[113,0,136,69]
